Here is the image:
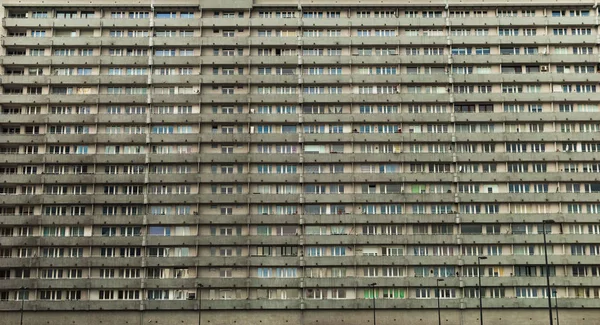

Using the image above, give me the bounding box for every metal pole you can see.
[19,287,25,325]
[554,290,560,325]
[542,220,554,325]
[437,279,444,325]
[437,284,441,325]
[370,283,377,325]
[198,284,203,325]
[478,256,487,325]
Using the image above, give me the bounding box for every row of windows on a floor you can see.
[17,202,600,217]
[8,127,600,139]
[6,66,600,79]
[8,182,598,196]
[4,47,597,60]
[6,167,599,181]
[2,262,598,277]
[1,287,594,301]
[7,8,595,19]
[3,159,600,173]
[8,181,599,197]
[1,199,596,212]
[12,27,598,40]
[9,142,600,156]
[10,161,600,176]
[21,147,600,160]
[0,203,594,215]
[3,264,597,279]
[8,121,600,134]
[5,45,597,59]
[6,84,600,95]
[11,120,600,136]
[34,202,600,216]
[3,244,600,258]
[3,103,596,115]
[4,223,597,237]
[15,223,598,236]
[9,160,600,173]
[9,64,600,76]
[5,125,600,137]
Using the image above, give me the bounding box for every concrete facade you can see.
[1,0,600,323]
[3,310,600,325]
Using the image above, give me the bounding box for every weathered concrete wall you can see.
[1,309,598,325]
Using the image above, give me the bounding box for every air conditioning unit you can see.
[541,66,549,72]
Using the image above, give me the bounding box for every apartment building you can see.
[0,0,600,324]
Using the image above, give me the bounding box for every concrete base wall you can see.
[1,309,598,325]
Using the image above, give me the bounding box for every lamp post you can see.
[477,256,488,325]
[436,279,444,325]
[369,283,377,325]
[542,219,555,325]
[19,286,26,325]
[553,290,560,325]
[197,284,204,325]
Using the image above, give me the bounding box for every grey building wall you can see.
[0,0,599,323]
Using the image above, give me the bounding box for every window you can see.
[452,66,474,76]
[502,85,523,93]
[422,11,442,18]
[499,28,519,36]
[416,289,430,298]
[180,12,194,18]
[500,47,520,55]
[303,11,323,18]
[405,48,421,55]
[128,30,149,37]
[77,68,92,75]
[275,11,295,18]
[180,49,194,56]
[515,287,539,298]
[327,48,342,55]
[424,47,443,55]
[128,11,149,18]
[29,48,45,56]
[31,30,46,37]
[155,49,176,57]
[56,11,78,19]
[497,9,517,17]
[569,9,590,17]
[475,29,489,36]
[375,29,396,37]
[553,28,567,36]
[155,12,176,18]
[32,11,48,18]
[452,47,472,55]
[357,29,371,37]
[572,28,592,36]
